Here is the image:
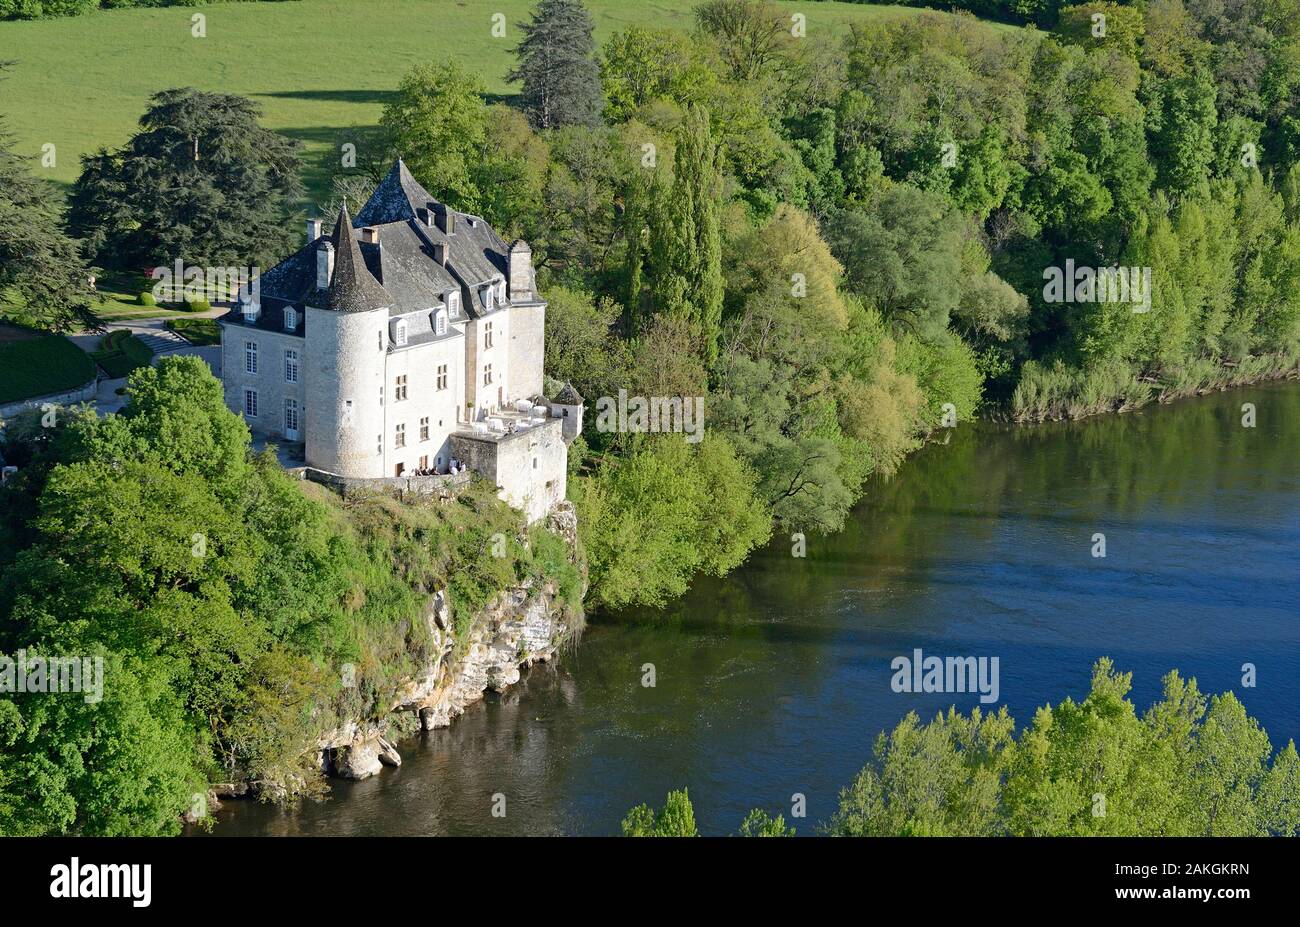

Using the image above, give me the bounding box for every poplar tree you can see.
[509,0,603,130]
[631,106,725,366]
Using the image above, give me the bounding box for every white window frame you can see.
[284,348,298,384]
[448,291,460,316]
[245,341,258,374]
[284,397,299,433]
[395,319,408,346]
[284,306,298,332]
[434,309,448,336]
[244,388,258,418]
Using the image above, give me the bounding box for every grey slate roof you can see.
[553,381,584,405]
[328,205,395,313]
[224,159,514,327]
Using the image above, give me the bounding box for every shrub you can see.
[183,297,212,313]
[137,291,157,306]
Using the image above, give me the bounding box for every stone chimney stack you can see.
[433,242,448,265]
[360,227,380,245]
[437,208,455,235]
[317,240,335,289]
[509,240,535,301]
[307,218,322,243]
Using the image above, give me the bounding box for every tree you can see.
[66,89,302,270]
[509,0,603,130]
[381,62,490,211]
[630,106,725,365]
[693,0,792,83]
[0,67,96,331]
[621,788,699,836]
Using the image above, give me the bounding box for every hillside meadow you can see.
[0,0,1007,203]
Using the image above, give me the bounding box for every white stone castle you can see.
[219,160,582,523]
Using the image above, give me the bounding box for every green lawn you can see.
[0,0,995,205]
[0,332,97,404]
[167,317,221,345]
[89,329,154,378]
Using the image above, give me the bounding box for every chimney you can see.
[307,218,322,243]
[433,242,448,265]
[509,239,534,300]
[417,206,434,227]
[317,240,335,289]
[360,226,380,245]
[437,208,455,235]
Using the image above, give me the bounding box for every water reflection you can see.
[207,383,1300,836]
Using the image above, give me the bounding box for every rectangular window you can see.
[436,364,448,390]
[484,321,494,350]
[395,423,406,448]
[379,386,384,407]
[395,374,408,401]
[419,455,428,470]
[483,363,493,386]
[284,307,298,332]
[284,349,298,383]
[377,434,382,455]
[285,398,299,432]
[419,417,429,442]
[244,388,258,418]
[378,330,384,351]
[245,341,258,374]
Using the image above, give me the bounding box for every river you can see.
[208,382,1300,836]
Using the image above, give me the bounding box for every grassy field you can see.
[0,0,1001,205]
[0,328,97,403]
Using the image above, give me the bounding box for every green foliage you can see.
[825,659,1300,836]
[0,357,585,833]
[574,435,771,610]
[0,85,96,331]
[736,808,796,836]
[381,61,490,212]
[88,329,152,378]
[509,0,603,130]
[621,788,699,836]
[66,88,302,270]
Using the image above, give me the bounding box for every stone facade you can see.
[218,160,578,523]
[450,417,568,524]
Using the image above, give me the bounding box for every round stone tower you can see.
[304,205,394,478]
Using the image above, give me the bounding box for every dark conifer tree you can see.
[67,89,302,271]
[509,0,603,130]
[0,66,96,332]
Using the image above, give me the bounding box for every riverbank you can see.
[204,379,1300,835]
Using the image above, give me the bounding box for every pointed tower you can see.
[304,205,395,478]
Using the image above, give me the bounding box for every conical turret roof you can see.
[327,204,394,314]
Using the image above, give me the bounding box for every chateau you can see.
[219,160,582,523]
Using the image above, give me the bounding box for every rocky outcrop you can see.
[316,502,581,782]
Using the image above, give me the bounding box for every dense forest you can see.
[2,0,1299,834]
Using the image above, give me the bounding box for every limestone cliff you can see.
[317,501,583,782]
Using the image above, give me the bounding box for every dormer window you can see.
[242,300,259,324]
[395,319,408,346]
[434,308,448,336]
[448,291,460,316]
[284,306,298,332]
